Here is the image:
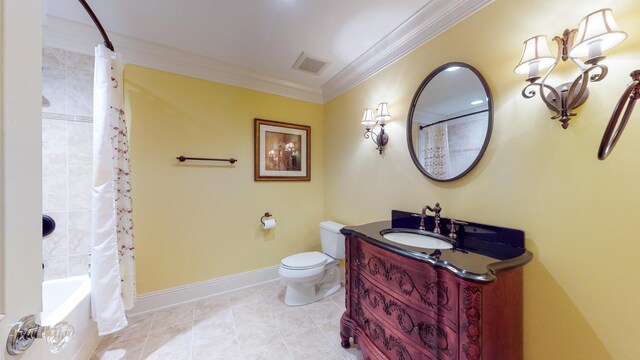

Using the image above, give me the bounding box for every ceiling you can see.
[43,0,492,103]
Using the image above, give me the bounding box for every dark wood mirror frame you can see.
[407,62,493,182]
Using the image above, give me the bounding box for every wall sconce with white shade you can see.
[514,8,627,129]
[362,102,391,154]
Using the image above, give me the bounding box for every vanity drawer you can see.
[353,300,436,360]
[354,271,459,360]
[352,236,458,328]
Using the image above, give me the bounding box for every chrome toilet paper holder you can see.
[260,212,272,225]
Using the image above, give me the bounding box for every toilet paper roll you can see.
[263,219,277,229]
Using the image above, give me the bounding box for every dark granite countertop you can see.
[340,210,533,283]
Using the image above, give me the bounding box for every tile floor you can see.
[91,281,364,360]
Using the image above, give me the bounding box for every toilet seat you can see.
[281,251,328,270]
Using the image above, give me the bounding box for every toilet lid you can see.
[281,251,328,270]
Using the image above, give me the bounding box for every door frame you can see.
[1,0,45,358]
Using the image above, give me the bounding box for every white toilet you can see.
[279,220,345,306]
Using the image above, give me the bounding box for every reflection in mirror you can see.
[408,62,492,181]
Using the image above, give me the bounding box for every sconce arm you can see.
[566,63,608,111]
[363,121,380,140]
[363,122,388,154]
[523,78,562,116]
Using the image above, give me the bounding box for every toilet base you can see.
[283,263,341,306]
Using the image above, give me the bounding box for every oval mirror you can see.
[407,62,493,182]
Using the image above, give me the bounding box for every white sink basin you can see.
[380,229,453,250]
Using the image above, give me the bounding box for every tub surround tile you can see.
[66,51,94,73]
[43,257,68,281]
[67,121,93,165]
[42,118,68,166]
[43,47,66,69]
[68,210,91,255]
[66,68,94,116]
[67,165,92,210]
[75,115,93,123]
[43,165,68,211]
[42,47,96,285]
[68,254,90,276]
[42,67,67,114]
[66,83,93,117]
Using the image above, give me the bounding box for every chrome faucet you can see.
[420,203,442,233]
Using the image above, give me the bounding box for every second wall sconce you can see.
[514,8,627,129]
[361,102,391,154]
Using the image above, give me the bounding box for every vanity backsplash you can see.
[391,209,526,260]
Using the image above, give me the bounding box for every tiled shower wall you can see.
[42,47,94,280]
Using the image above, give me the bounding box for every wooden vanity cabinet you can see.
[340,235,523,360]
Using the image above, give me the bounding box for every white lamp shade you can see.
[514,35,556,75]
[569,8,627,59]
[361,109,376,127]
[376,102,391,123]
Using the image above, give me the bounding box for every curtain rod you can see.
[419,109,489,130]
[78,0,115,52]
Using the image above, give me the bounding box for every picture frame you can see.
[254,118,310,181]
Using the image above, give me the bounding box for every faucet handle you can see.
[434,202,441,214]
[448,219,468,241]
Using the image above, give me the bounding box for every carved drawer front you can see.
[353,238,458,329]
[354,272,459,360]
[353,301,436,360]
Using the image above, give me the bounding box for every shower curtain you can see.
[422,123,451,179]
[91,44,136,335]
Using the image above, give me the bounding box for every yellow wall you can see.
[323,0,640,359]
[124,0,640,357]
[124,66,324,295]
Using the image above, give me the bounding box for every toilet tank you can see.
[320,220,345,259]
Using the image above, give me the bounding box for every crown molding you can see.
[43,16,324,104]
[44,0,491,105]
[321,0,493,102]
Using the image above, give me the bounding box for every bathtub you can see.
[41,275,100,360]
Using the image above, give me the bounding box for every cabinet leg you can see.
[340,333,351,349]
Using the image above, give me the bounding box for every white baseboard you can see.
[127,265,280,317]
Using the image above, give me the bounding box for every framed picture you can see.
[254,118,310,181]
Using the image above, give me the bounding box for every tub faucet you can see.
[420,203,442,233]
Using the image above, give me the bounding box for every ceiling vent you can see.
[292,52,330,75]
